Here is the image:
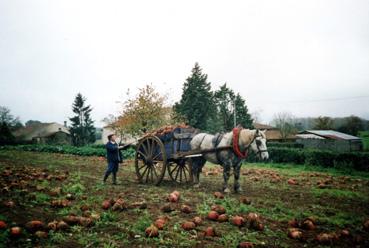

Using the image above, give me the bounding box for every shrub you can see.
[0,144,136,159]
[267,142,304,149]
[247,147,369,171]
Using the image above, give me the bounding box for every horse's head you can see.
[239,129,269,160]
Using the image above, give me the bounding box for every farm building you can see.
[13,122,71,145]
[101,126,136,145]
[296,130,363,152]
[253,123,296,142]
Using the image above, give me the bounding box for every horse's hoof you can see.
[223,188,231,193]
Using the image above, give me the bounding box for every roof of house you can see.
[253,123,276,130]
[300,130,361,140]
[13,122,70,141]
[265,129,296,140]
[296,134,325,140]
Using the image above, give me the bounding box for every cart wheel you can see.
[135,136,167,185]
[168,159,193,184]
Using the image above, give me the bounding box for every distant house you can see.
[13,122,71,145]
[101,126,136,145]
[253,123,296,142]
[296,130,363,152]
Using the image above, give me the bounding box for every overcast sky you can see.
[1,0,369,127]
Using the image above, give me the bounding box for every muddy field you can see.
[0,150,369,248]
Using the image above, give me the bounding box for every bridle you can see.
[254,137,268,155]
[247,131,268,157]
[233,128,268,158]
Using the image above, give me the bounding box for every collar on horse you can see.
[232,127,248,159]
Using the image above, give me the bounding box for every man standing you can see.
[103,134,123,185]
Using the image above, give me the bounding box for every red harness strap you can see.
[232,128,248,159]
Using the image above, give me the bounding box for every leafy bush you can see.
[247,147,369,171]
[267,142,304,149]
[0,144,136,159]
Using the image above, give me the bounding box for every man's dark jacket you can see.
[106,142,123,163]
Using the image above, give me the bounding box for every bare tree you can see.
[271,112,297,141]
[313,116,333,130]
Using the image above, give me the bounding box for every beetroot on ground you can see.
[154,218,166,230]
[180,204,192,214]
[246,213,259,223]
[240,197,251,205]
[56,221,69,230]
[145,225,159,237]
[288,218,299,228]
[231,216,245,227]
[340,229,350,237]
[167,193,179,203]
[4,200,15,208]
[301,219,315,230]
[316,232,338,244]
[181,221,196,231]
[192,216,202,226]
[168,191,180,202]
[35,231,48,238]
[204,226,215,237]
[47,221,58,231]
[250,221,264,231]
[63,215,80,225]
[25,220,45,232]
[211,205,226,214]
[207,211,219,221]
[238,241,254,248]
[79,217,93,227]
[0,221,7,229]
[10,227,22,237]
[102,200,111,210]
[288,228,303,240]
[287,178,298,185]
[213,192,224,199]
[218,214,228,222]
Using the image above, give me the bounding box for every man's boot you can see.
[112,173,117,185]
[103,173,109,183]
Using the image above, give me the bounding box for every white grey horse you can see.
[190,129,269,193]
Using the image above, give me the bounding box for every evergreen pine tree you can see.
[214,83,235,131]
[69,93,96,146]
[214,84,253,131]
[234,93,253,129]
[174,63,216,131]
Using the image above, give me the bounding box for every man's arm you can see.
[118,143,131,150]
[106,142,118,152]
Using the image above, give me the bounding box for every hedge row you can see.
[248,147,369,171]
[0,144,136,159]
[267,142,304,149]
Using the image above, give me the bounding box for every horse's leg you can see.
[233,161,242,193]
[222,162,231,193]
[192,158,205,188]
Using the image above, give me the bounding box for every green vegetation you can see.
[0,144,135,159]
[247,147,369,171]
[359,131,369,151]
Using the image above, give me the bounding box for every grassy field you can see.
[0,150,368,247]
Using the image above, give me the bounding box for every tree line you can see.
[105,63,253,138]
[1,62,368,145]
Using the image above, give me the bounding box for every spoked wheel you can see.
[168,159,193,184]
[135,136,167,185]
